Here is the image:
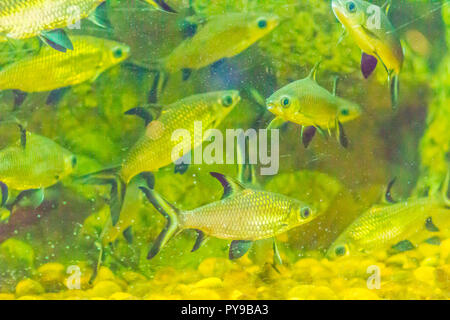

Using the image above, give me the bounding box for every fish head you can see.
[207,90,242,121]
[266,82,301,120]
[331,0,366,28]
[103,40,131,67]
[243,12,280,41]
[288,200,320,228]
[336,99,362,123]
[326,236,353,260]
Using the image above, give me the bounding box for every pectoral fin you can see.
[14,188,45,209]
[425,236,440,245]
[267,117,285,130]
[18,124,26,149]
[392,240,415,252]
[46,87,70,106]
[335,119,348,148]
[384,177,397,203]
[191,230,209,252]
[13,90,28,109]
[229,240,253,260]
[273,239,282,266]
[425,217,439,232]
[0,182,8,207]
[40,29,73,52]
[301,126,316,148]
[174,152,190,174]
[361,52,378,79]
[122,226,133,244]
[88,2,112,29]
[390,73,399,110]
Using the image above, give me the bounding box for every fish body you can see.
[266,77,361,128]
[0,131,76,190]
[83,90,240,226]
[0,0,104,41]
[331,0,403,74]
[331,0,403,108]
[161,12,279,73]
[119,90,241,183]
[0,35,130,92]
[266,64,361,147]
[327,196,449,259]
[140,172,319,259]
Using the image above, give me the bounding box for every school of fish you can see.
[0,0,448,292]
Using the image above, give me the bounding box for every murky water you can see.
[0,0,449,300]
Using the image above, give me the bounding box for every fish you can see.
[143,0,177,13]
[0,35,130,107]
[146,12,279,101]
[331,0,404,109]
[326,174,450,259]
[265,63,362,148]
[81,90,241,226]
[0,0,109,52]
[0,125,77,215]
[139,172,319,260]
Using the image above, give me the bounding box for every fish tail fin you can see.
[390,73,400,110]
[139,186,182,259]
[148,68,169,103]
[77,167,126,226]
[150,0,177,13]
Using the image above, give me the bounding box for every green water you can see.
[0,0,449,300]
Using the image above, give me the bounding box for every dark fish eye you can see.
[335,245,346,256]
[341,108,349,116]
[257,18,267,29]
[222,95,233,107]
[280,96,290,108]
[113,48,123,59]
[347,1,356,13]
[71,156,77,168]
[300,207,311,219]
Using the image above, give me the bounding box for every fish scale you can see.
[0,132,75,190]
[0,35,129,92]
[119,91,239,183]
[0,0,103,40]
[182,190,295,240]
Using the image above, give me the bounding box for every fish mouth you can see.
[266,100,275,110]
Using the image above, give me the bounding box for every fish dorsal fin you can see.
[384,177,397,203]
[307,61,322,82]
[210,172,245,199]
[382,0,391,16]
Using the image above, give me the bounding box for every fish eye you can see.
[257,18,268,29]
[71,156,77,168]
[221,95,233,107]
[113,47,123,59]
[341,108,349,116]
[346,1,356,13]
[335,245,347,256]
[300,207,311,219]
[280,96,290,108]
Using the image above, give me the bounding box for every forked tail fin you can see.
[139,187,181,259]
[78,167,126,226]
